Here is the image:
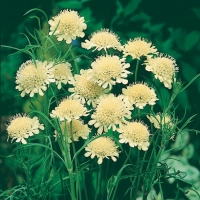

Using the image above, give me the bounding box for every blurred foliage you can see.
[1,0,200,198]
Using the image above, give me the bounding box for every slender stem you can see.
[102,160,110,200]
[62,121,76,200]
[111,148,132,200]
[95,164,102,200]
[133,149,142,200]
[70,121,80,199]
[138,108,141,119]
[26,146,32,199]
[71,50,79,74]
[135,59,140,82]
[158,171,164,199]
[142,131,161,198]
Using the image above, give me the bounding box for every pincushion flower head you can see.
[55,119,90,143]
[48,10,87,44]
[87,55,131,90]
[50,98,89,122]
[84,136,120,164]
[144,54,179,89]
[118,121,150,151]
[81,28,123,52]
[16,60,55,97]
[53,62,73,89]
[122,82,158,109]
[6,114,44,144]
[123,37,157,60]
[147,113,174,129]
[68,69,108,107]
[89,94,133,134]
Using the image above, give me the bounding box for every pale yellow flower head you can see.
[122,82,158,109]
[144,54,178,89]
[123,37,157,59]
[53,62,73,89]
[147,113,173,129]
[6,114,44,144]
[84,136,120,164]
[89,94,133,134]
[55,119,90,143]
[50,98,89,122]
[87,55,131,90]
[68,69,107,107]
[81,28,123,52]
[49,10,87,44]
[16,60,55,97]
[118,121,150,151]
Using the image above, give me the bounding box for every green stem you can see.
[70,121,80,199]
[95,164,102,200]
[133,149,142,200]
[26,146,32,199]
[135,59,140,82]
[142,131,161,198]
[62,121,76,200]
[71,50,80,74]
[158,171,164,199]
[111,148,132,200]
[102,160,110,200]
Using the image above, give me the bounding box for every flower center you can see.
[58,13,80,35]
[75,75,104,98]
[18,64,48,89]
[95,97,124,125]
[92,56,123,81]
[7,117,33,136]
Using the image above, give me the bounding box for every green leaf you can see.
[181,61,197,83]
[192,8,200,19]
[184,31,200,51]
[124,0,142,17]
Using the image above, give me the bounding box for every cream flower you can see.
[122,82,158,109]
[144,54,179,89]
[50,98,89,122]
[123,37,157,59]
[89,94,133,134]
[84,136,120,164]
[68,69,107,107]
[6,114,44,144]
[16,60,55,97]
[81,28,123,52]
[147,113,173,129]
[53,62,73,89]
[118,121,150,151]
[55,119,90,143]
[49,10,87,44]
[87,55,131,90]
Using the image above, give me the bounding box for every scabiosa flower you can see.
[122,82,158,109]
[118,121,150,151]
[89,94,133,134]
[147,113,173,129]
[16,60,55,97]
[123,37,157,59]
[81,28,123,52]
[48,10,87,44]
[50,98,89,122]
[87,55,131,90]
[6,114,44,144]
[144,54,179,89]
[55,119,90,143]
[68,69,108,107]
[53,62,73,89]
[84,136,120,164]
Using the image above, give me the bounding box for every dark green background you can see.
[1,0,200,196]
